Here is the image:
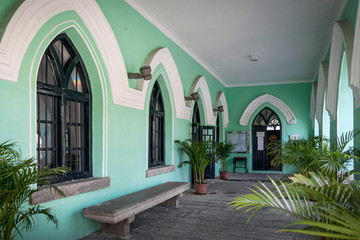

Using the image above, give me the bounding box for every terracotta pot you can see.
[219,171,229,180]
[194,183,208,195]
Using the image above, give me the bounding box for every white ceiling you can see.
[126,0,347,87]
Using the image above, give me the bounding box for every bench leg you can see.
[102,215,135,237]
[160,193,183,208]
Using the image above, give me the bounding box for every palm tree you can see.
[230,173,360,239]
[175,139,215,184]
[215,142,234,172]
[0,141,66,240]
[267,130,359,181]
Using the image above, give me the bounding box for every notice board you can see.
[227,131,249,153]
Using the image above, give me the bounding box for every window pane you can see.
[46,55,56,86]
[62,44,71,66]
[37,55,47,83]
[76,66,83,93]
[68,68,77,91]
[39,95,46,120]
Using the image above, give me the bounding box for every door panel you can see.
[200,126,215,179]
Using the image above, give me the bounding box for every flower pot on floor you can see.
[194,183,208,195]
[219,171,229,180]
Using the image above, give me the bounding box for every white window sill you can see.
[146,165,175,177]
[30,177,110,204]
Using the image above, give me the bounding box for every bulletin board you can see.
[227,131,250,153]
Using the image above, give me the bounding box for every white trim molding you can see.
[239,94,296,126]
[310,82,317,129]
[214,91,229,129]
[351,3,360,107]
[327,21,354,120]
[187,76,216,125]
[0,0,146,109]
[137,48,191,120]
[316,62,329,127]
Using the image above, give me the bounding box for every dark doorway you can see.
[201,126,215,179]
[191,102,215,179]
[252,107,282,171]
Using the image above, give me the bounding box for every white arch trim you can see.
[214,91,229,129]
[239,94,296,126]
[137,48,191,120]
[0,0,145,108]
[187,76,216,125]
[327,21,354,120]
[351,2,360,107]
[310,82,317,130]
[315,62,329,127]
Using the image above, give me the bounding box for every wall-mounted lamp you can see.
[185,92,200,102]
[128,66,152,80]
[213,106,224,112]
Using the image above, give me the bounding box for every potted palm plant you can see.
[215,142,234,180]
[230,130,360,239]
[0,141,66,240]
[175,139,215,194]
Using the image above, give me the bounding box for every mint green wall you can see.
[0,1,226,239]
[225,83,312,174]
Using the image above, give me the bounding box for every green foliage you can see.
[0,141,67,240]
[230,172,360,239]
[175,139,215,184]
[214,142,234,171]
[267,130,360,180]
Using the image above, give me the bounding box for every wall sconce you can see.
[128,66,152,80]
[213,106,224,112]
[185,92,200,101]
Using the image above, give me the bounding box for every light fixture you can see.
[128,66,152,80]
[185,92,200,101]
[249,54,259,62]
[213,106,224,112]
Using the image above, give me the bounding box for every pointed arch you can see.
[351,2,360,107]
[316,62,329,127]
[213,91,229,128]
[137,48,191,120]
[186,76,216,125]
[327,20,354,120]
[26,21,110,176]
[239,94,296,126]
[0,0,144,108]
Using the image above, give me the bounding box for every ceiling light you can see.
[249,55,259,62]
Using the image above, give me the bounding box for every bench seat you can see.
[82,181,189,237]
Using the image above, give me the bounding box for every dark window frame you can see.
[148,81,165,168]
[36,34,92,182]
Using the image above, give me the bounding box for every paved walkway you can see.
[81,174,318,240]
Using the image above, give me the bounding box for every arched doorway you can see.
[191,102,215,179]
[252,107,282,171]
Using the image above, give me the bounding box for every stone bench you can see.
[82,181,190,237]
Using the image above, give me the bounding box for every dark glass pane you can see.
[46,55,56,86]
[38,151,46,168]
[76,66,84,93]
[46,95,54,121]
[37,55,47,83]
[52,40,62,64]
[68,68,77,91]
[76,102,81,123]
[62,43,71,66]
[47,124,55,148]
[39,94,46,120]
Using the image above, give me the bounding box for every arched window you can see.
[192,102,200,141]
[149,81,165,167]
[36,34,91,181]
